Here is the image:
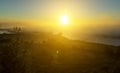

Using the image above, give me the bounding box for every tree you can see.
[13,26,21,33]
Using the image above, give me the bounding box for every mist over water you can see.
[0,23,120,46]
[63,31,120,46]
[80,37,120,46]
[64,35,120,46]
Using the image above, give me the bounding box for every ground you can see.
[0,33,120,73]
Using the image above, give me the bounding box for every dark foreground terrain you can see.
[0,32,120,73]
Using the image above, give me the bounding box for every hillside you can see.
[0,33,120,73]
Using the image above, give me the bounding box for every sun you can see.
[61,15,69,25]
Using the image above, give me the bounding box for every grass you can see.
[0,33,119,73]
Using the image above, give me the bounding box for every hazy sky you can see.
[0,0,120,22]
[0,0,120,35]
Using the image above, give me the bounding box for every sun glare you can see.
[61,15,69,25]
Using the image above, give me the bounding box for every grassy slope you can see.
[0,33,119,73]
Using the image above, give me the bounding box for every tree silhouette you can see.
[13,27,21,33]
